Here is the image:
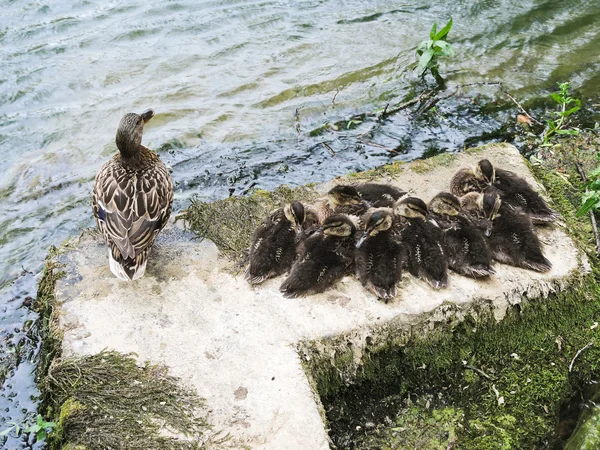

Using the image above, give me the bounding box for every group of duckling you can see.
[246,159,557,301]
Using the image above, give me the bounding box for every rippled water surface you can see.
[2,0,600,446]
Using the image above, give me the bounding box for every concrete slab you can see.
[54,144,586,449]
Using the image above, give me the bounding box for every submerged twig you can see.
[569,342,593,372]
[500,87,544,126]
[575,162,600,253]
[378,90,434,121]
[359,140,399,153]
[417,88,458,116]
[322,142,336,156]
[239,182,257,196]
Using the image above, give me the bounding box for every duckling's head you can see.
[328,185,362,206]
[459,192,483,215]
[356,209,393,248]
[460,191,501,236]
[475,159,495,184]
[428,192,461,216]
[393,197,428,220]
[283,201,306,232]
[481,190,501,220]
[322,214,356,237]
[115,108,155,158]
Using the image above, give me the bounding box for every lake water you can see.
[1,0,600,447]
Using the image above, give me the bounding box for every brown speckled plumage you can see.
[92,110,173,281]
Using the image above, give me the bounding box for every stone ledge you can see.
[52,143,586,449]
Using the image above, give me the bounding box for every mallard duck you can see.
[246,201,306,284]
[355,209,403,300]
[280,214,355,297]
[460,191,552,272]
[92,109,173,281]
[354,183,407,208]
[451,159,558,224]
[393,197,448,289]
[449,166,488,198]
[428,192,494,278]
[312,185,370,224]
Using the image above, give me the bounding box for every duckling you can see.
[354,183,407,208]
[393,197,448,289]
[428,193,494,278]
[92,109,173,281]
[355,209,403,300]
[452,159,558,224]
[312,185,370,224]
[449,165,488,198]
[280,214,356,297]
[246,201,306,284]
[460,192,552,272]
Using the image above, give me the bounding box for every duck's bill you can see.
[482,219,493,237]
[356,232,368,248]
[140,108,155,123]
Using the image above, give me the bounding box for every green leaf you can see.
[577,195,600,217]
[434,18,453,41]
[24,424,41,433]
[555,128,580,135]
[36,429,46,441]
[550,93,564,104]
[564,105,580,116]
[0,427,13,437]
[418,48,434,73]
[430,22,437,40]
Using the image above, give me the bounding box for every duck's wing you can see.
[92,157,173,260]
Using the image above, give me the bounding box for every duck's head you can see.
[322,214,356,237]
[460,191,501,236]
[428,192,461,216]
[356,209,393,248]
[393,196,428,220]
[328,185,362,206]
[283,201,306,233]
[474,159,495,184]
[115,108,155,158]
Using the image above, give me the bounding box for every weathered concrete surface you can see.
[55,144,586,449]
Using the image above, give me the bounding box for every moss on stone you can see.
[181,185,319,261]
[314,275,600,449]
[410,153,457,174]
[34,244,68,382]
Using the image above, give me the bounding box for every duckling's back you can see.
[247,209,297,284]
[280,232,354,297]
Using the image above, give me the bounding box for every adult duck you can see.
[92,109,173,281]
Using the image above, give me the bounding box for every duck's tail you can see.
[529,210,560,225]
[522,254,552,273]
[369,283,396,302]
[108,249,148,281]
[463,264,495,278]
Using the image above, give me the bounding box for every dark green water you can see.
[1,0,600,447]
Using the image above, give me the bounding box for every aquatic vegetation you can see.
[415,19,455,85]
[541,82,581,145]
[0,414,56,443]
[577,154,600,217]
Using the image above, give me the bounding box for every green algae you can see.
[43,351,213,450]
[34,242,219,450]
